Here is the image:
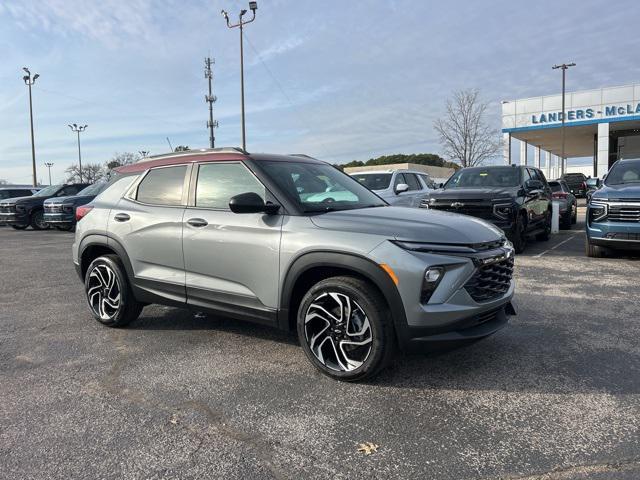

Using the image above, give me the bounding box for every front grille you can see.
[605,232,640,241]
[464,257,514,302]
[423,199,494,220]
[45,204,63,213]
[0,204,16,214]
[608,204,640,222]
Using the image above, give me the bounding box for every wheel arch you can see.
[279,251,407,337]
[79,234,134,280]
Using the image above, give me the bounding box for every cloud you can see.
[0,0,164,48]
[247,34,305,66]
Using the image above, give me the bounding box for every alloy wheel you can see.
[304,292,373,372]
[87,264,121,320]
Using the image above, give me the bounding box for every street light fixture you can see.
[138,150,149,158]
[552,62,576,176]
[221,1,258,151]
[44,162,54,185]
[68,123,88,183]
[23,67,40,187]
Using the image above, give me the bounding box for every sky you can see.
[1,0,639,184]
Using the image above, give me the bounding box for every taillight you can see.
[581,182,587,190]
[552,192,568,199]
[75,205,93,221]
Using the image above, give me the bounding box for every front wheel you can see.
[30,210,49,230]
[297,276,395,381]
[11,225,28,230]
[85,255,143,327]
[585,238,607,258]
[511,214,527,254]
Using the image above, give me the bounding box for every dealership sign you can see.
[532,102,640,125]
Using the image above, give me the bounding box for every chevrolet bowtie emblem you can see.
[450,202,465,208]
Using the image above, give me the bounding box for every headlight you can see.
[63,204,75,213]
[493,203,513,219]
[421,266,444,303]
[589,202,608,222]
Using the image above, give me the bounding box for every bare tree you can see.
[65,163,105,183]
[106,152,140,170]
[434,89,501,167]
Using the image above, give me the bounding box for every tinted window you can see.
[352,173,392,190]
[59,185,84,196]
[418,174,433,189]
[195,163,265,209]
[136,166,187,205]
[78,182,107,196]
[404,173,422,191]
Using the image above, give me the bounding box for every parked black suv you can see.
[0,187,40,225]
[0,183,90,230]
[560,173,588,198]
[421,165,552,253]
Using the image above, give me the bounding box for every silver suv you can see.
[73,148,516,381]
[350,169,435,207]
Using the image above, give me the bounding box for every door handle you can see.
[187,218,208,228]
[114,213,130,222]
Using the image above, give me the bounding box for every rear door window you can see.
[136,166,187,205]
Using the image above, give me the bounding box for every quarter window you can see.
[136,166,187,205]
[195,163,265,209]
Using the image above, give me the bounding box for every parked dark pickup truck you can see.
[560,173,588,198]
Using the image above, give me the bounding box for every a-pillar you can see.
[597,122,610,178]
[503,132,511,164]
[520,140,528,166]
[534,146,541,169]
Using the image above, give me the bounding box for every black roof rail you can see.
[136,147,248,163]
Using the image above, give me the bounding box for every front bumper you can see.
[368,240,516,351]
[587,214,640,250]
[0,212,28,226]
[43,212,75,225]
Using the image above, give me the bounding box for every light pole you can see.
[44,162,54,185]
[552,62,576,176]
[22,68,40,187]
[68,123,88,183]
[221,1,258,151]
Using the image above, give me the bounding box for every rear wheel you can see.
[30,210,49,230]
[85,255,143,327]
[11,225,28,230]
[536,210,552,241]
[560,209,572,230]
[297,276,395,381]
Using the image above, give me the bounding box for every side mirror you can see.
[438,182,444,189]
[229,192,279,214]
[395,183,409,194]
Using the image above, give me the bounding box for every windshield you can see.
[77,182,107,196]
[445,167,521,188]
[585,178,598,187]
[260,161,386,212]
[351,173,392,190]
[605,159,640,186]
[33,185,62,197]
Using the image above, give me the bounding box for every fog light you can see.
[421,266,444,303]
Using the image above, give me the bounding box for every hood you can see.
[428,187,516,201]
[309,206,504,244]
[594,183,640,201]
[44,194,96,206]
[0,195,39,205]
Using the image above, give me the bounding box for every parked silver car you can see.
[350,169,435,207]
[72,148,516,381]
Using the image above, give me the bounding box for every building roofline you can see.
[501,82,640,105]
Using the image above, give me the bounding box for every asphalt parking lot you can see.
[1,212,639,479]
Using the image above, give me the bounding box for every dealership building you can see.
[502,83,640,179]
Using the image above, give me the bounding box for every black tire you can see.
[84,255,143,327]
[11,225,28,230]
[585,238,607,258]
[536,210,552,241]
[297,276,395,381]
[560,209,572,230]
[571,204,578,224]
[29,210,49,230]
[511,214,527,254]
